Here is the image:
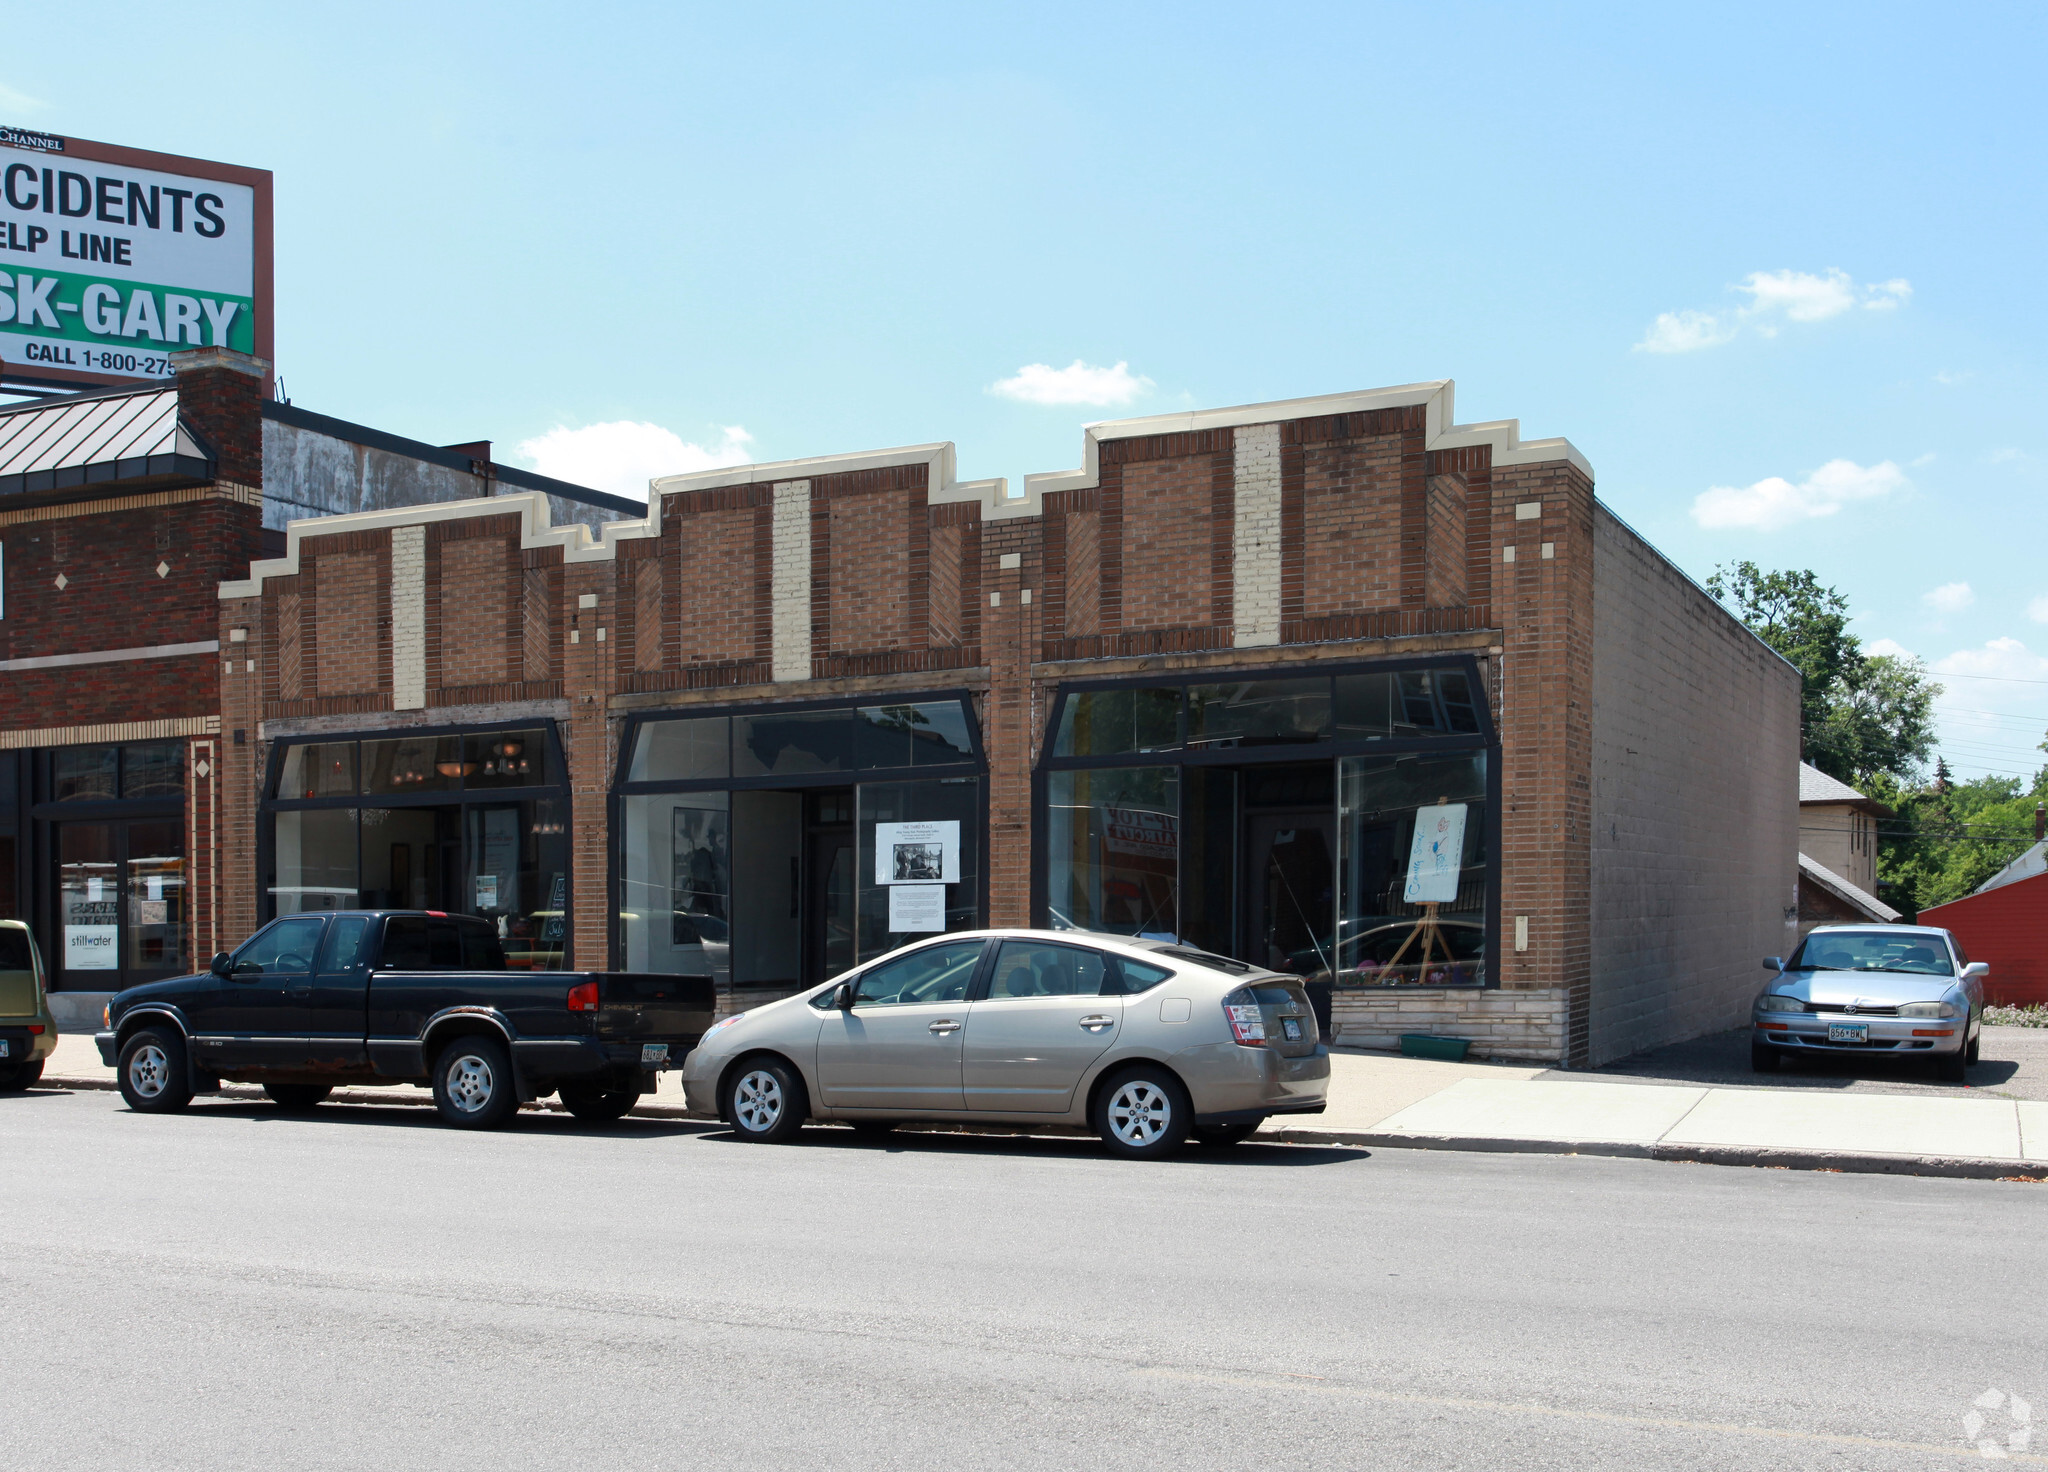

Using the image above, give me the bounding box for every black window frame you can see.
[257,718,572,929]
[1031,654,1501,991]
[608,691,992,968]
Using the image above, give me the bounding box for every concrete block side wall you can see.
[1588,504,1801,1065]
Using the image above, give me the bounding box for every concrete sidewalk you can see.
[40,1034,2048,1178]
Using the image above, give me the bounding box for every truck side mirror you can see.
[209,951,234,979]
[1762,957,1783,972]
[832,982,854,1010]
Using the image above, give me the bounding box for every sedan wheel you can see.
[725,1058,806,1144]
[1094,1066,1190,1159]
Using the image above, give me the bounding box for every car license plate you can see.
[640,1043,671,1067]
[1827,1022,1868,1043]
[1282,1017,1303,1041]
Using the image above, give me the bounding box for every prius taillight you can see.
[567,981,600,1012]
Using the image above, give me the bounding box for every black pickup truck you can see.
[95,910,715,1129]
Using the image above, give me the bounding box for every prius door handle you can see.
[929,1020,961,1034]
[1078,1015,1114,1029]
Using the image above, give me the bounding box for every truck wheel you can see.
[1093,1065,1191,1159]
[724,1057,807,1143]
[559,1086,637,1122]
[119,1028,194,1113]
[431,1037,519,1129]
[263,1083,333,1112]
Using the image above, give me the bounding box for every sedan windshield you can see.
[1787,932,1953,976]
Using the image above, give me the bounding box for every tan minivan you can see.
[0,920,56,1091]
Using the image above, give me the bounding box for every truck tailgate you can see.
[600,973,716,1043]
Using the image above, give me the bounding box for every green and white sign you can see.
[0,132,260,382]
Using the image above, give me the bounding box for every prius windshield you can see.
[1788,931,1954,976]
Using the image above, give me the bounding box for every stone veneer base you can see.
[1329,986,1567,1062]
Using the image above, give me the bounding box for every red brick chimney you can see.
[172,346,268,489]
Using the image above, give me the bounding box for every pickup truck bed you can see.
[98,910,716,1128]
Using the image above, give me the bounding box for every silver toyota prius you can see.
[1752,923,1988,1081]
[681,929,1331,1157]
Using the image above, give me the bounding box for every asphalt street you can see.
[1,1087,2043,1470]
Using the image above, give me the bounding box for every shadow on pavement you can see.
[1577,1026,2045,1100]
[690,1123,1369,1167]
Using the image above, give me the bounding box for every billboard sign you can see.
[0,126,271,389]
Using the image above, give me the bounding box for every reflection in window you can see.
[1186,679,1329,748]
[53,746,118,802]
[272,808,360,914]
[621,792,731,979]
[122,742,184,798]
[464,729,548,788]
[851,938,986,1006]
[279,742,358,799]
[1335,750,1488,987]
[734,710,852,777]
[125,820,185,971]
[1052,687,1180,757]
[362,736,462,793]
[1045,766,1179,940]
[630,717,730,782]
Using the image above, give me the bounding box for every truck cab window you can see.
[381,916,431,970]
[427,919,464,969]
[320,916,371,972]
[458,918,506,969]
[233,916,327,976]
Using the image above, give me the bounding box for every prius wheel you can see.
[559,1087,638,1122]
[118,1028,194,1113]
[263,1084,332,1112]
[725,1058,807,1144]
[432,1038,518,1129]
[1094,1066,1190,1159]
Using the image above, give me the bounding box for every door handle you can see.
[1079,1015,1114,1029]
[928,1020,961,1034]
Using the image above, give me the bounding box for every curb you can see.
[1257,1127,2048,1181]
[38,1076,2047,1180]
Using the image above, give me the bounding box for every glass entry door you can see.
[54,819,187,989]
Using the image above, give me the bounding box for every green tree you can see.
[1706,561,1940,785]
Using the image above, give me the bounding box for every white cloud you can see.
[1922,581,1975,614]
[1634,268,1911,352]
[1988,447,2024,464]
[0,82,44,115]
[1929,638,2048,778]
[1690,458,1907,531]
[2028,596,2048,624]
[989,359,1153,407]
[1636,310,1737,354]
[1934,369,1973,386]
[1909,452,1937,467]
[517,421,753,502]
[1865,637,1916,659]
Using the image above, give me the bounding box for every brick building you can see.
[0,348,629,1023]
[217,381,1799,1066]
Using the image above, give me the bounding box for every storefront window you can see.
[265,726,569,966]
[1335,750,1488,987]
[618,697,985,998]
[53,746,118,802]
[122,742,185,799]
[1040,661,1493,989]
[1044,766,1179,938]
[54,818,186,984]
[855,778,981,962]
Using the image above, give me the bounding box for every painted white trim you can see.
[217,381,1587,599]
[0,638,218,672]
[1023,380,1591,503]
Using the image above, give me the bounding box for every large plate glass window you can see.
[1038,661,1494,993]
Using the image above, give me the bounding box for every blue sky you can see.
[9,3,2045,778]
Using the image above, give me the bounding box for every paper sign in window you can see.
[1402,803,1468,905]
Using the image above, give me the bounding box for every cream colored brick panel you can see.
[770,479,811,682]
[1328,987,1567,1062]
[1232,422,1281,647]
[391,525,427,709]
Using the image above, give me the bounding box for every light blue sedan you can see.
[1752,924,1988,1082]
